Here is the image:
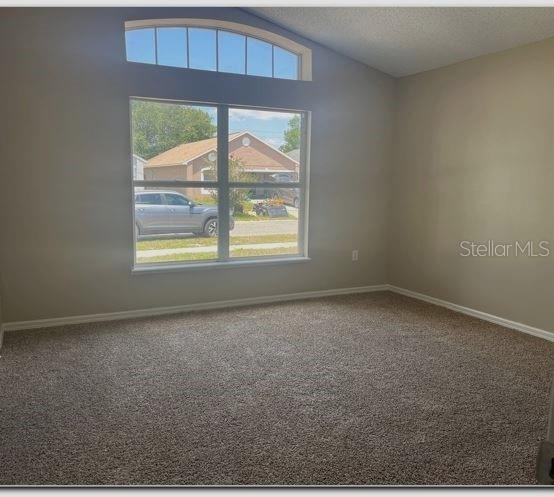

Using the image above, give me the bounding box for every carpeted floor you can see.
[1,291,552,485]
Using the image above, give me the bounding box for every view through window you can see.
[131,99,307,267]
[125,26,300,80]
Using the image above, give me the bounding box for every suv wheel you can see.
[293,197,299,209]
[203,218,218,237]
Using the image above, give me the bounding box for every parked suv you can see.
[135,191,234,237]
[270,173,300,208]
[273,188,300,208]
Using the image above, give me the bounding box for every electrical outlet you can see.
[352,249,359,261]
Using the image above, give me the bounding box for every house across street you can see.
[144,131,299,200]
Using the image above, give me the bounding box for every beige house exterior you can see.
[144,132,299,199]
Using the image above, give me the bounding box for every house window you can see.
[200,167,217,195]
[131,98,309,268]
[124,19,312,81]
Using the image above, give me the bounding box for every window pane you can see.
[157,27,187,68]
[188,28,216,71]
[136,193,163,205]
[229,188,299,259]
[165,193,190,206]
[228,108,301,183]
[131,99,217,181]
[218,31,245,75]
[135,187,219,265]
[125,28,156,64]
[247,37,272,77]
[273,46,298,80]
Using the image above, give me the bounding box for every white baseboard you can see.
[3,284,552,344]
[1,284,389,333]
[388,285,554,343]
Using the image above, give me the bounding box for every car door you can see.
[164,193,194,231]
[135,193,171,233]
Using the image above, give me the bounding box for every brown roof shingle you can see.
[231,145,294,172]
[146,132,298,172]
[146,133,242,168]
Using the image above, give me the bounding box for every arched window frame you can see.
[125,18,312,81]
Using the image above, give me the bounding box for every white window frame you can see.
[125,19,312,81]
[131,97,311,272]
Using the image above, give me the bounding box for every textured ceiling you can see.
[248,7,554,77]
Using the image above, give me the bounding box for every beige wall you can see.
[390,37,554,332]
[5,8,549,332]
[0,286,3,348]
[0,8,395,323]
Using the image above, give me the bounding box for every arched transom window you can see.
[125,19,312,81]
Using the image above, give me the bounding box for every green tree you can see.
[279,115,301,153]
[209,157,256,214]
[132,100,216,160]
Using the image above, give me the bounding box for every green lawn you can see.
[137,233,297,251]
[137,245,298,264]
[233,213,262,222]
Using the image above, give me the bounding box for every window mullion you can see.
[217,105,230,261]
[298,112,310,257]
[215,29,219,72]
[228,182,300,189]
[154,28,159,65]
[133,180,218,188]
[186,27,190,68]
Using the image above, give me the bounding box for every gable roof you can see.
[146,132,242,168]
[145,132,299,172]
[230,134,298,173]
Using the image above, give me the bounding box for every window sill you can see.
[132,256,311,274]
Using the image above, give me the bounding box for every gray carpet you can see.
[1,291,552,485]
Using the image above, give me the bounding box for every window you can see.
[165,193,190,206]
[218,31,246,75]
[274,46,298,80]
[124,20,311,81]
[246,38,272,77]
[136,193,163,205]
[188,28,217,71]
[201,168,217,195]
[157,27,187,68]
[131,98,308,268]
[125,28,156,64]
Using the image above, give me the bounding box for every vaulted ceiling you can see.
[248,7,554,77]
